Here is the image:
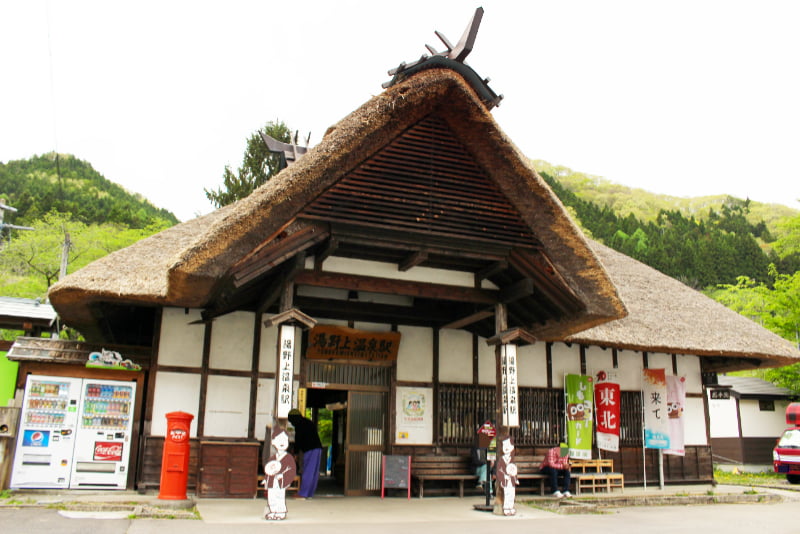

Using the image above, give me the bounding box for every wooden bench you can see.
[570,458,624,495]
[513,455,548,495]
[411,455,476,498]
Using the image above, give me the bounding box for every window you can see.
[759,399,775,412]
[437,385,563,447]
[436,385,644,447]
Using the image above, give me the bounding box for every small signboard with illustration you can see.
[394,387,432,444]
[86,349,141,371]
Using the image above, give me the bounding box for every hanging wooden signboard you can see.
[306,325,401,362]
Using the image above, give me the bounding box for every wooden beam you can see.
[495,303,508,333]
[314,237,339,271]
[475,260,508,282]
[498,278,534,304]
[257,254,306,314]
[232,224,327,287]
[293,296,454,326]
[263,308,317,330]
[441,308,494,330]
[330,223,512,261]
[399,250,428,272]
[486,327,538,346]
[294,270,498,304]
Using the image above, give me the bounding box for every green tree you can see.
[774,213,800,258]
[0,212,167,298]
[204,121,293,208]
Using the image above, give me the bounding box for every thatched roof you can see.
[565,241,800,370]
[46,64,800,372]
[48,67,625,338]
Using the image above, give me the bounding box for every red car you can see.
[773,428,800,484]
[773,403,800,484]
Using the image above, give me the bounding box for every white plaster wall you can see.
[397,325,432,382]
[438,329,472,384]
[647,352,673,375]
[584,345,614,380]
[684,396,709,445]
[616,350,644,390]
[477,336,496,385]
[258,320,302,374]
[708,394,740,437]
[203,375,251,437]
[255,378,276,440]
[209,311,255,371]
[517,343,547,387]
[157,307,204,367]
[151,371,201,436]
[740,398,791,437]
[550,343,580,386]
[317,257,479,287]
[677,355,702,394]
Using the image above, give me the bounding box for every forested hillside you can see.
[533,160,797,237]
[534,164,800,289]
[535,162,800,393]
[0,153,178,304]
[0,153,178,228]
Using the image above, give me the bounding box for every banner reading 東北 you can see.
[664,375,686,456]
[565,374,593,459]
[594,370,621,452]
[642,368,670,449]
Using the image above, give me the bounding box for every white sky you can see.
[1,0,798,222]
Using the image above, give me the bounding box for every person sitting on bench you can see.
[540,444,571,498]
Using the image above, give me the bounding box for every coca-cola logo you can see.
[169,428,188,443]
[94,441,123,461]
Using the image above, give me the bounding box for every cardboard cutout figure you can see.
[263,426,297,520]
[495,436,518,516]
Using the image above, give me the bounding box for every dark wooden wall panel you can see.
[137,436,199,493]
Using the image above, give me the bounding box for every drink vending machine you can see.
[11,374,136,490]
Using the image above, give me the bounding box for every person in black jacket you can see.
[287,409,323,499]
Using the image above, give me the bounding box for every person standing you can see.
[287,408,323,499]
[540,444,571,498]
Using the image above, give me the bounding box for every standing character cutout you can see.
[263,426,296,520]
[495,436,518,516]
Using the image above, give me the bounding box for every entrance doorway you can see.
[303,360,391,496]
[303,387,388,496]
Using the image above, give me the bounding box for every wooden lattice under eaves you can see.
[302,114,541,248]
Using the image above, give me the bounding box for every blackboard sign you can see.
[381,455,411,499]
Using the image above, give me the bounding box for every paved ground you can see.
[1,485,799,534]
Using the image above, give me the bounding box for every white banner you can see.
[665,375,686,456]
[643,368,670,449]
[276,325,295,418]
[501,344,519,427]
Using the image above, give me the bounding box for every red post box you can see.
[158,411,194,500]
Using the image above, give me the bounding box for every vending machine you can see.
[10,375,137,490]
[10,375,82,488]
[69,378,136,489]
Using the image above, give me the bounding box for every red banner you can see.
[594,371,621,452]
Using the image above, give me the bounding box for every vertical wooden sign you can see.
[501,344,519,427]
[276,325,295,418]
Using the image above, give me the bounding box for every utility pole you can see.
[60,227,71,280]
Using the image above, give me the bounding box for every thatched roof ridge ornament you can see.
[383,7,503,109]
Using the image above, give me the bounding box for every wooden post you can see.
[494,303,507,515]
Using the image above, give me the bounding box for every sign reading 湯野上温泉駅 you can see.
[306,325,400,361]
